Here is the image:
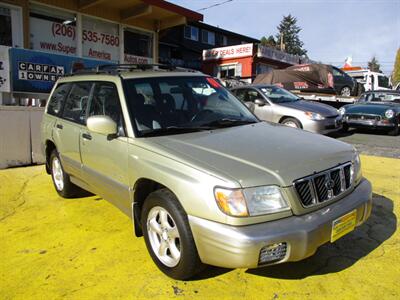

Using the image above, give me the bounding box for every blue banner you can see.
[10,48,113,94]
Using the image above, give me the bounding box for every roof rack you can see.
[66,63,199,76]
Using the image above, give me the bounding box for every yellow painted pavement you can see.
[0,155,399,299]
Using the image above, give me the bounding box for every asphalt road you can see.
[329,129,400,159]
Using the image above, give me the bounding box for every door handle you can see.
[82,133,92,140]
[56,124,63,129]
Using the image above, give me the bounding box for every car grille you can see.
[293,162,353,207]
[346,114,380,121]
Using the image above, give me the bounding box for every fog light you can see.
[258,242,287,265]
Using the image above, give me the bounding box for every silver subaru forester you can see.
[41,65,372,280]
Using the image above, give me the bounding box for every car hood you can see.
[345,102,398,115]
[277,100,338,117]
[149,122,354,188]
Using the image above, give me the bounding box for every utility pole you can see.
[280,33,285,51]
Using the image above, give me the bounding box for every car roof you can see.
[57,64,205,83]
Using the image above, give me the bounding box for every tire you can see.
[141,189,204,280]
[50,150,81,198]
[341,123,349,133]
[340,86,351,97]
[281,117,302,129]
[388,125,399,136]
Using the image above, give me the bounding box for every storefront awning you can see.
[74,0,203,31]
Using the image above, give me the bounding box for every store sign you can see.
[0,46,11,92]
[124,54,152,64]
[202,44,253,61]
[30,17,77,56]
[257,46,299,65]
[10,48,110,94]
[82,17,119,62]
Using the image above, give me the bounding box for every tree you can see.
[275,14,307,56]
[368,56,381,72]
[260,35,277,48]
[392,48,400,85]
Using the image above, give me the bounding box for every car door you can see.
[235,88,273,121]
[80,81,130,214]
[53,81,93,178]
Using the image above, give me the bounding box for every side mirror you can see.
[254,98,266,106]
[87,115,117,136]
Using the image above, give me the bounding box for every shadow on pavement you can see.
[245,193,396,279]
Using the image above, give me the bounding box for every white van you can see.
[346,69,391,91]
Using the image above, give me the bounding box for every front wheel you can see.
[281,117,302,129]
[340,86,351,97]
[141,189,204,280]
[388,125,399,136]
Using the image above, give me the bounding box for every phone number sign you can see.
[82,16,119,62]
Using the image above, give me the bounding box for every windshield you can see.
[123,76,258,137]
[259,86,300,103]
[377,75,390,88]
[359,92,400,103]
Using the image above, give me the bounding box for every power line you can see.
[197,0,234,11]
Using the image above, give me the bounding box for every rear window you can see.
[47,83,71,116]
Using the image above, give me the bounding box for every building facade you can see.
[158,21,260,70]
[202,43,314,82]
[0,0,202,104]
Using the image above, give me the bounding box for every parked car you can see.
[230,85,343,134]
[41,64,372,280]
[339,90,400,136]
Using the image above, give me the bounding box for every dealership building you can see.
[0,0,203,104]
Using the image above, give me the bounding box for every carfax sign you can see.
[10,48,111,94]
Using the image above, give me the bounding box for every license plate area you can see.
[331,210,357,242]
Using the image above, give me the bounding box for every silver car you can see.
[231,85,343,134]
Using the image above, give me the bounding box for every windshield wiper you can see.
[140,126,212,137]
[200,118,258,128]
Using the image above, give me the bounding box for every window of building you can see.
[62,82,93,124]
[82,16,119,61]
[124,28,153,62]
[184,25,199,41]
[0,4,22,47]
[202,30,215,45]
[29,4,77,56]
[219,64,240,78]
[222,35,228,46]
[0,7,12,46]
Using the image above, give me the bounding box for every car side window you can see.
[247,90,263,102]
[332,68,344,77]
[234,89,247,102]
[47,83,71,116]
[61,82,93,124]
[88,82,125,135]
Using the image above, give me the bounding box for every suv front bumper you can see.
[189,179,372,269]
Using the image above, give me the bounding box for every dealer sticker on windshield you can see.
[331,210,357,242]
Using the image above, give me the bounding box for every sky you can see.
[170,0,400,75]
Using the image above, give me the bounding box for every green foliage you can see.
[260,35,277,48]
[368,56,381,72]
[392,48,400,85]
[275,14,307,56]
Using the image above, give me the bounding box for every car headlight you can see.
[214,186,290,217]
[352,151,362,185]
[385,109,394,119]
[305,111,324,120]
[338,107,346,115]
